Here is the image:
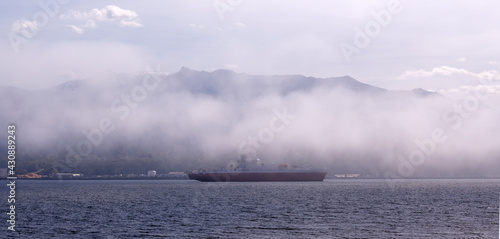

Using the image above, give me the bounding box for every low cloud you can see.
[2,68,500,177]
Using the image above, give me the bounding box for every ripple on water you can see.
[7,179,500,238]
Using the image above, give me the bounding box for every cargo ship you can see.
[188,158,327,182]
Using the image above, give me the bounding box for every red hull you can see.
[188,171,327,182]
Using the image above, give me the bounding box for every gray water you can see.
[4,179,499,238]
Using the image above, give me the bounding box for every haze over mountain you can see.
[1,68,499,178]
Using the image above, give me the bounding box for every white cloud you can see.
[224,64,240,70]
[234,22,245,28]
[68,25,84,34]
[82,19,97,29]
[188,23,204,29]
[61,5,143,33]
[10,19,38,37]
[120,20,143,28]
[398,66,500,82]
[457,57,467,62]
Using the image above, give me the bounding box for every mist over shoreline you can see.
[1,67,499,177]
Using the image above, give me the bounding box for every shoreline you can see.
[4,177,500,181]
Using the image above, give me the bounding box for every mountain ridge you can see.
[0,67,435,98]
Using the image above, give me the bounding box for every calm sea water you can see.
[4,179,499,238]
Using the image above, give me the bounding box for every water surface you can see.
[5,179,499,238]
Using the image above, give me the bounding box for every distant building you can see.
[334,174,360,178]
[147,170,157,177]
[54,173,84,179]
[168,172,187,178]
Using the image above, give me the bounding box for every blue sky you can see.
[1,0,500,97]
